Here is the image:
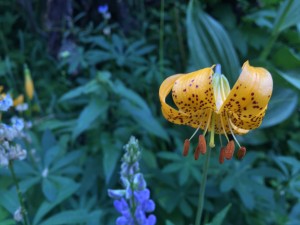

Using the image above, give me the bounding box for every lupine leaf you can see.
[187,0,240,83]
[206,204,232,225]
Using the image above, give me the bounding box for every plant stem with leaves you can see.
[8,161,29,225]
[259,0,293,60]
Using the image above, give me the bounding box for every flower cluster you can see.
[0,95,28,167]
[97,4,111,35]
[108,136,156,225]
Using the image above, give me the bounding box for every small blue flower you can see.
[98,4,108,14]
[142,199,155,212]
[113,198,129,214]
[146,215,156,225]
[133,173,147,190]
[0,94,13,111]
[108,189,126,199]
[11,117,24,131]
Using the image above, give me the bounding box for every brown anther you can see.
[219,147,225,164]
[194,146,201,160]
[198,135,207,154]
[224,140,235,160]
[237,146,246,160]
[183,139,190,156]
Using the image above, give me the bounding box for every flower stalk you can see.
[195,146,211,225]
[8,160,29,225]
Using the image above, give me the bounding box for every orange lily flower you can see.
[159,61,273,163]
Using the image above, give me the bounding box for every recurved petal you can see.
[172,67,216,113]
[219,61,273,130]
[159,74,189,125]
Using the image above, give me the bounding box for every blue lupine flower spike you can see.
[108,136,156,225]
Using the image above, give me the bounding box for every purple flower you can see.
[134,189,150,203]
[116,216,134,225]
[98,4,108,14]
[114,198,129,214]
[147,215,157,225]
[133,173,147,190]
[108,137,156,225]
[143,200,155,212]
[108,189,125,199]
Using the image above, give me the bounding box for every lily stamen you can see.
[220,114,229,142]
[203,109,212,136]
[226,113,241,148]
[209,113,215,148]
[183,139,190,156]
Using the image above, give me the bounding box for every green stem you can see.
[195,147,211,225]
[159,0,165,80]
[8,161,29,225]
[259,0,293,60]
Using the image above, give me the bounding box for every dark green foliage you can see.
[0,0,300,224]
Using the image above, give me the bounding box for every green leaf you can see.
[236,184,255,209]
[42,178,58,202]
[0,220,15,225]
[288,140,300,153]
[42,130,56,150]
[275,0,300,32]
[33,182,79,225]
[186,0,240,83]
[179,166,190,186]
[121,99,169,141]
[179,199,193,217]
[220,175,236,192]
[39,210,88,225]
[272,47,300,69]
[165,220,176,225]
[261,88,298,128]
[51,150,82,172]
[157,152,181,161]
[72,98,108,139]
[238,130,268,145]
[0,206,14,225]
[0,190,18,214]
[276,70,300,90]
[206,204,232,225]
[59,80,98,102]
[114,81,150,113]
[162,163,182,173]
[44,145,61,168]
[103,146,121,184]
[141,149,158,169]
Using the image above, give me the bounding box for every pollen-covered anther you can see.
[237,146,246,160]
[198,134,207,154]
[219,147,225,164]
[224,140,235,160]
[182,139,190,156]
[194,146,201,160]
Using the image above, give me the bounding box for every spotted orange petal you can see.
[219,61,273,130]
[159,67,216,129]
[159,74,189,125]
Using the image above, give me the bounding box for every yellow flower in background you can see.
[159,61,273,163]
[13,94,24,106]
[24,64,34,100]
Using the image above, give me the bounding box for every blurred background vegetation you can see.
[0,0,300,224]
